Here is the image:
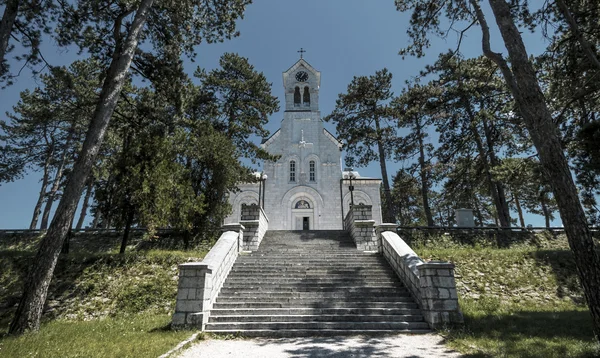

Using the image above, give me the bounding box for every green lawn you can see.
[416,236,600,358]
[0,314,194,358]
[0,234,208,358]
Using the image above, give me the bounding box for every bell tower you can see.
[282,56,321,112]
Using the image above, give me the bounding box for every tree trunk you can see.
[465,101,510,227]
[8,0,155,335]
[513,192,525,227]
[119,207,134,254]
[540,192,551,228]
[415,117,434,226]
[91,211,100,229]
[0,0,19,76]
[482,0,600,340]
[40,144,70,230]
[76,179,94,230]
[374,116,394,222]
[481,115,511,226]
[30,154,51,229]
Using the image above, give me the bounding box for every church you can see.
[224,57,383,230]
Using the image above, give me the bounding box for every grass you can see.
[415,234,600,358]
[0,232,210,358]
[0,314,193,358]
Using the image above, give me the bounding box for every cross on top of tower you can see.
[298,48,306,59]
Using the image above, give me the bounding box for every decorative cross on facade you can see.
[299,130,313,149]
[298,48,306,59]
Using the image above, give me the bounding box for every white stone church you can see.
[224,58,382,230]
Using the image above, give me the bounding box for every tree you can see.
[2,60,103,228]
[396,0,600,340]
[392,84,438,226]
[493,157,558,227]
[390,169,426,226]
[325,69,398,222]
[424,53,519,227]
[0,0,56,85]
[9,0,251,335]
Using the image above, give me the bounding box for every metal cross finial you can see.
[298,48,306,59]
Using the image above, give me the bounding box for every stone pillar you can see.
[376,223,399,253]
[418,261,464,328]
[239,204,269,251]
[173,225,244,329]
[172,262,213,327]
[345,205,379,251]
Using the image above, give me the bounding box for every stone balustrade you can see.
[379,226,463,328]
[344,204,379,251]
[239,204,269,251]
[172,223,244,329]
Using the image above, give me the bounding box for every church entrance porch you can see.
[292,208,313,230]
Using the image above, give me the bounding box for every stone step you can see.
[229,268,394,274]
[226,273,399,280]
[209,314,425,323]
[210,307,422,316]
[212,301,419,309]
[203,329,431,337]
[221,285,408,295]
[217,292,411,300]
[216,294,414,302]
[221,283,403,289]
[236,257,386,262]
[204,321,430,331]
[220,286,408,294]
[223,278,401,284]
[233,263,386,268]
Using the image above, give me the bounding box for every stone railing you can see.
[239,204,269,251]
[379,226,463,329]
[344,204,379,251]
[172,223,244,329]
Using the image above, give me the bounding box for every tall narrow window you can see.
[290,160,296,182]
[309,160,315,182]
[303,87,310,106]
[294,87,301,106]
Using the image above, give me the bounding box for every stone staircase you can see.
[205,230,430,336]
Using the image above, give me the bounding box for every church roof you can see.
[284,58,319,74]
[323,128,343,149]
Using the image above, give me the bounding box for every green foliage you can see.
[325,68,398,221]
[92,53,277,238]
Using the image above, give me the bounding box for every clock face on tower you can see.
[295,71,309,82]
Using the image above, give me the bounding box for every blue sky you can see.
[0,1,558,228]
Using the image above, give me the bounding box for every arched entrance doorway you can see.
[291,199,314,230]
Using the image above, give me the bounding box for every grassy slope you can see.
[414,233,600,358]
[0,233,208,358]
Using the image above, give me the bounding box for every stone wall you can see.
[380,229,463,329]
[239,204,269,251]
[344,205,379,251]
[172,224,244,329]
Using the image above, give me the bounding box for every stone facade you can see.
[380,229,463,328]
[172,224,244,329]
[224,58,382,230]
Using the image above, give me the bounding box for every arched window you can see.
[294,87,301,106]
[289,160,296,182]
[309,160,316,182]
[303,87,310,105]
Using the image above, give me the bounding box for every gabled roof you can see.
[323,128,343,149]
[260,129,280,148]
[283,58,321,87]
